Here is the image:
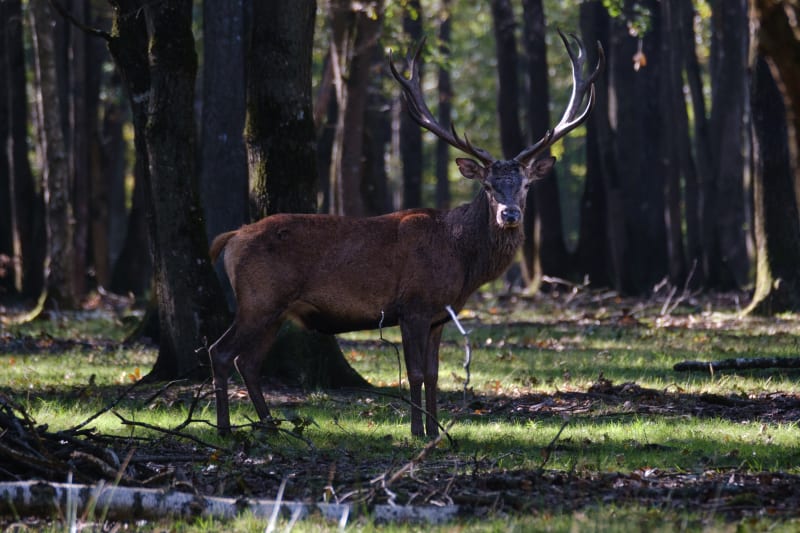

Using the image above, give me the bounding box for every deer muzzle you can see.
[498,205,522,227]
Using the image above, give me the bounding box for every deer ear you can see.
[456,158,487,181]
[526,156,556,180]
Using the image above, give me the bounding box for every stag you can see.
[208,31,603,437]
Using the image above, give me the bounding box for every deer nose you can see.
[500,206,521,226]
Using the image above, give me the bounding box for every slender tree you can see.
[400,0,424,209]
[30,0,77,309]
[434,0,452,210]
[5,0,44,299]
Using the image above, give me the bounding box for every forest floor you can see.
[1,287,799,530]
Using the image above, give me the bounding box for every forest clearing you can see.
[1,290,799,531]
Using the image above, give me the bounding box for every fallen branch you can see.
[0,481,349,522]
[673,356,800,373]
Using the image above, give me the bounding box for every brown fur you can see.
[209,230,237,263]
[207,157,555,438]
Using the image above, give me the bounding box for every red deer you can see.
[208,31,603,437]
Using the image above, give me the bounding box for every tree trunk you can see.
[106,0,153,301]
[746,56,800,314]
[0,2,11,295]
[705,0,750,289]
[247,1,318,217]
[659,0,688,286]
[400,0,424,209]
[68,0,91,299]
[608,0,669,294]
[141,0,230,379]
[6,0,44,299]
[245,0,367,389]
[521,0,570,288]
[328,0,376,216]
[30,0,78,309]
[753,0,800,204]
[576,1,615,289]
[201,0,248,309]
[435,0,452,210]
[363,37,392,216]
[679,0,709,287]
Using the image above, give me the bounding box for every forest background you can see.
[1,0,800,382]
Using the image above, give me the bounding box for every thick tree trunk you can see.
[435,1,452,210]
[141,0,230,379]
[247,1,318,217]
[746,56,800,314]
[245,0,367,389]
[705,0,750,289]
[201,0,248,308]
[30,0,78,309]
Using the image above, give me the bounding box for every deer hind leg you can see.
[234,320,282,426]
[400,316,431,437]
[208,323,239,435]
[424,324,444,437]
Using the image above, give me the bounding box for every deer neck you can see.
[446,192,524,291]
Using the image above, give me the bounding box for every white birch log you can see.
[0,481,350,522]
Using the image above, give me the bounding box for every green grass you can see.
[1,295,799,531]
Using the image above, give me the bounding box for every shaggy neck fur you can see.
[445,191,524,294]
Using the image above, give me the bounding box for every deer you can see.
[208,31,603,437]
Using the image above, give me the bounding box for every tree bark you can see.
[0,1,11,295]
[201,0,248,309]
[435,0,452,210]
[140,0,230,379]
[521,0,570,288]
[659,0,688,286]
[247,1,318,218]
[328,0,379,216]
[746,56,800,314]
[5,0,45,298]
[400,0,424,209]
[705,0,750,289]
[576,1,614,289]
[30,0,78,309]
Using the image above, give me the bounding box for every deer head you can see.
[389,30,604,229]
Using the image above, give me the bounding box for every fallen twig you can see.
[673,356,800,373]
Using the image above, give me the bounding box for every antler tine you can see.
[389,40,494,165]
[515,29,604,165]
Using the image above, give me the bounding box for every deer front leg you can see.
[424,324,444,437]
[400,316,430,437]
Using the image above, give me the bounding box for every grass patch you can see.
[1,293,799,530]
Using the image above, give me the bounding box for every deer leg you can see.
[424,324,444,437]
[400,316,430,437]
[234,321,282,425]
[208,323,238,435]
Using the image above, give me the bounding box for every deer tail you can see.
[209,230,237,263]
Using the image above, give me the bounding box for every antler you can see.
[389,39,495,166]
[514,30,605,165]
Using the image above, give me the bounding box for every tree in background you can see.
[200,0,248,301]
[746,1,800,314]
[29,0,77,309]
[400,0,424,209]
